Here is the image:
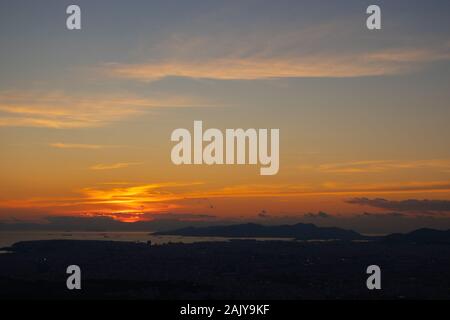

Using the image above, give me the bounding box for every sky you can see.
[1,0,450,232]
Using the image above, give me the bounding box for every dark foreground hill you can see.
[1,239,450,299]
[154,223,365,240]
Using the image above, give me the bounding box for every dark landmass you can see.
[383,228,450,244]
[1,237,450,299]
[2,225,450,299]
[155,223,450,244]
[154,223,366,240]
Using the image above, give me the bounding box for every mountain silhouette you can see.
[154,222,365,240]
[383,228,450,244]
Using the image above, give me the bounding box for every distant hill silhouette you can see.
[154,222,365,240]
[383,228,450,244]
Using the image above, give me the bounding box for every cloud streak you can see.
[89,162,142,171]
[347,198,450,214]
[50,143,110,150]
[104,47,450,81]
[300,159,450,174]
[0,91,207,128]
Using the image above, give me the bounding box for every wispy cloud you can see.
[0,91,207,128]
[80,182,201,199]
[104,55,400,81]
[204,181,450,198]
[303,159,450,174]
[101,12,450,81]
[364,48,450,63]
[348,197,450,214]
[50,143,110,150]
[89,162,142,171]
[0,182,204,219]
[104,44,450,81]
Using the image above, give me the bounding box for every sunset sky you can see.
[1,0,450,230]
